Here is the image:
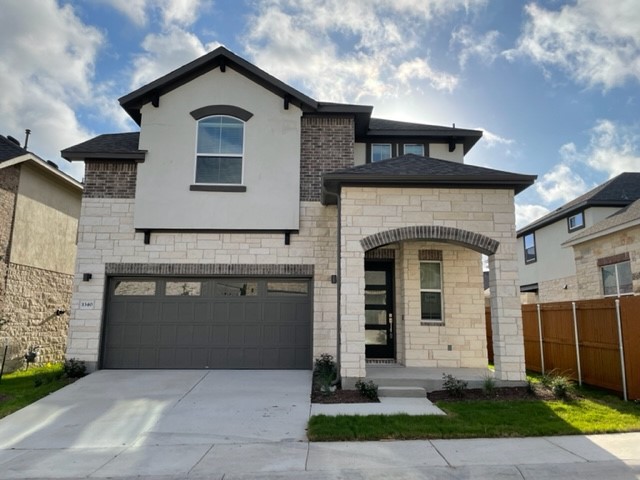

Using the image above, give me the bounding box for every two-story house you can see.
[517,172,640,303]
[62,47,535,387]
[0,134,82,370]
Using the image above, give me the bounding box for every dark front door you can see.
[364,260,394,359]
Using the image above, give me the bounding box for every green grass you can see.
[0,363,71,419]
[308,389,640,441]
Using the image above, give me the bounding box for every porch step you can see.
[378,386,427,398]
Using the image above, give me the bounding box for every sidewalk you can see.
[1,432,639,479]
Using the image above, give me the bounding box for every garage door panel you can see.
[103,276,311,369]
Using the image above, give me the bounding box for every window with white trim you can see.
[602,261,633,297]
[404,144,424,155]
[371,144,392,162]
[195,115,244,184]
[420,261,443,323]
[568,212,584,232]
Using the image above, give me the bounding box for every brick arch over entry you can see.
[360,226,500,256]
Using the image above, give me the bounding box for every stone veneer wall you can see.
[537,275,579,303]
[300,116,354,201]
[83,161,137,199]
[68,198,339,367]
[0,263,72,368]
[0,166,20,312]
[572,226,640,299]
[339,186,525,382]
[398,241,486,368]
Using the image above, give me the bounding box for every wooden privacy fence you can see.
[486,296,640,400]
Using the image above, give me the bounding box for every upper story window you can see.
[371,144,392,162]
[404,144,424,156]
[602,261,633,297]
[195,115,244,184]
[523,232,537,264]
[567,212,584,232]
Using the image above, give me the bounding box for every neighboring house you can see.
[563,198,640,299]
[0,135,82,368]
[517,172,640,303]
[62,47,535,386]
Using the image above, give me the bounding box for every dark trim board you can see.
[105,263,314,277]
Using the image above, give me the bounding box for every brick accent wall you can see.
[83,161,137,198]
[300,115,354,201]
[0,166,20,313]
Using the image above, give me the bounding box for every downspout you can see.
[322,185,342,387]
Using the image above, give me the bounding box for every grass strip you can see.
[308,395,640,441]
[0,363,71,419]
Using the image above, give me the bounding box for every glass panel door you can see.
[364,260,394,359]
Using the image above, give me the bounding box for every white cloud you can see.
[509,1,640,90]
[584,119,640,177]
[515,203,550,229]
[477,128,514,148]
[98,0,148,26]
[99,0,206,27]
[534,163,589,204]
[130,28,221,89]
[451,26,499,68]
[242,0,487,102]
[0,0,109,179]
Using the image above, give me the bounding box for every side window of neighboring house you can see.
[371,143,392,162]
[420,261,443,323]
[195,115,244,184]
[602,261,633,297]
[567,212,584,232]
[523,232,537,264]
[404,144,424,156]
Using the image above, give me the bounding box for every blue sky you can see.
[1,0,639,227]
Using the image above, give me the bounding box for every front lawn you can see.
[308,387,640,441]
[0,364,72,419]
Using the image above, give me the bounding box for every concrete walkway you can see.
[0,371,639,479]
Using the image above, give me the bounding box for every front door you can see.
[364,260,394,359]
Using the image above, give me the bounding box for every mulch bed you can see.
[312,388,378,404]
[427,385,562,402]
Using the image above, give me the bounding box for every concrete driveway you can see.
[0,370,312,478]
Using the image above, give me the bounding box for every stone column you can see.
[488,241,526,381]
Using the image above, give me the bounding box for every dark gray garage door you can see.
[102,277,311,369]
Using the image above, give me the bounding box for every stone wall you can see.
[0,166,20,313]
[300,116,354,201]
[573,226,640,299]
[0,263,73,368]
[537,275,579,303]
[398,241,486,369]
[83,161,137,199]
[68,198,339,368]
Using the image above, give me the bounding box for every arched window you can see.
[195,115,244,184]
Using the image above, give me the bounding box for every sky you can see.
[1,0,639,228]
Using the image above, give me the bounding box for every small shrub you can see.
[355,379,379,401]
[314,353,336,378]
[526,379,536,394]
[550,375,573,400]
[63,358,87,379]
[24,346,39,368]
[540,373,553,388]
[482,374,496,396]
[442,373,468,398]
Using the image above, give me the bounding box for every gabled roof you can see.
[563,198,640,247]
[61,133,145,161]
[364,119,482,154]
[0,135,28,162]
[322,154,536,204]
[517,172,640,237]
[120,46,320,125]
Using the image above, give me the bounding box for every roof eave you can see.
[360,130,482,154]
[562,217,640,247]
[0,154,83,191]
[61,151,147,162]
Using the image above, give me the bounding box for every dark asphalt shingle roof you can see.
[563,198,640,245]
[61,133,144,160]
[368,118,470,133]
[322,154,536,203]
[0,135,28,162]
[518,172,640,236]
